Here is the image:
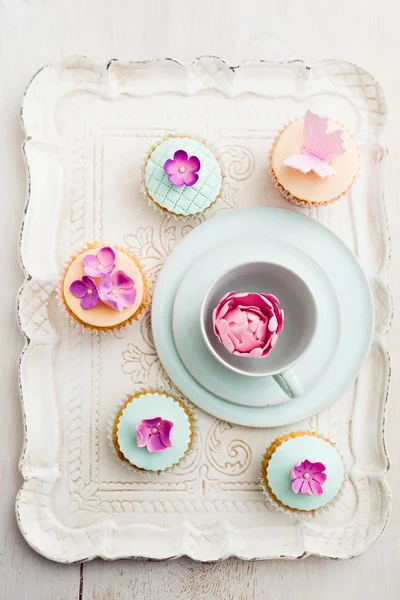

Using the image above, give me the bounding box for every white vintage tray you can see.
[17,57,391,562]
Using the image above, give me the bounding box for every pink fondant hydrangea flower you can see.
[70,276,100,309]
[136,417,173,453]
[213,291,284,358]
[163,149,201,187]
[290,460,327,496]
[83,247,115,278]
[99,270,136,312]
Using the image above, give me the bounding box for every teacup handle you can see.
[273,368,302,399]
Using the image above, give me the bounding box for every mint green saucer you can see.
[152,207,374,427]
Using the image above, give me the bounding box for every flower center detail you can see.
[304,472,310,479]
[111,288,118,295]
[151,427,159,434]
[87,289,93,295]
[179,166,186,173]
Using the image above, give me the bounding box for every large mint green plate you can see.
[152,207,374,427]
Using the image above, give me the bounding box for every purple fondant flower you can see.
[164,149,201,187]
[83,247,115,278]
[99,270,136,312]
[290,460,327,496]
[70,276,100,310]
[136,417,173,453]
[213,292,284,358]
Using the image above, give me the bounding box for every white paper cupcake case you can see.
[259,429,346,521]
[108,388,199,475]
[268,116,360,208]
[58,241,149,336]
[140,132,227,221]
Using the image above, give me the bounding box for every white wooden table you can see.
[1,1,399,597]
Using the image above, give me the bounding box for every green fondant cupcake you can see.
[112,391,194,472]
[143,136,223,218]
[260,432,345,516]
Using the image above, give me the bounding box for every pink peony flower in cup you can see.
[290,459,327,496]
[136,417,174,453]
[99,270,136,312]
[70,276,100,309]
[83,246,115,278]
[212,292,284,358]
[164,149,201,187]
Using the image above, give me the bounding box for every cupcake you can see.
[143,135,223,217]
[61,243,148,332]
[260,432,345,515]
[270,109,358,206]
[112,391,194,472]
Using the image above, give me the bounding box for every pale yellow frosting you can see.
[271,118,358,204]
[62,248,145,329]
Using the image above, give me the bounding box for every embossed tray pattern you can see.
[17,57,391,562]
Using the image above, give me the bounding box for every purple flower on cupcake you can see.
[213,292,284,357]
[164,149,201,187]
[99,270,137,312]
[70,276,100,310]
[136,417,173,453]
[290,460,327,496]
[70,247,137,312]
[83,246,115,278]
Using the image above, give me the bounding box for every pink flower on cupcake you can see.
[163,150,201,187]
[213,291,284,357]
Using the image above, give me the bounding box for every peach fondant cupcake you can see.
[61,244,148,332]
[270,109,358,206]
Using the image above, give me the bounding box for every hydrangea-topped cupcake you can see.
[143,136,223,217]
[61,243,148,332]
[260,432,345,516]
[112,391,194,472]
[270,109,359,206]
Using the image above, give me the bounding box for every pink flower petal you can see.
[118,287,137,309]
[310,462,326,474]
[97,247,115,270]
[186,155,201,172]
[158,420,173,447]
[99,274,113,294]
[136,422,151,447]
[163,158,178,175]
[80,289,100,309]
[173,149,188,162]
[147,432,167,453]
[291,477,303,494]
[141,417,161,428]
[82,254,98,271]
[114,270,134,289]
[268,315,278,332]
[168,173,185,187]
[70,280,88,299]
[303,459,313,470]
[301,481,313,496]
[312,472,327,484]
[182,171,199,186]
[309,480,324,496]
[225,307,247,325]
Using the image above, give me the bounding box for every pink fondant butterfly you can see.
[284,109,346,179]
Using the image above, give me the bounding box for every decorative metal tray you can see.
[17,57,391,562]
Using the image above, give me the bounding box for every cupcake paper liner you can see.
[140,133,226,220]
[58,241,149,335]
[109,389,198,475]
[268,117,360,208]
[259,430,346,521]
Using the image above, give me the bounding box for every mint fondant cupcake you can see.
[61,243,148,332]
[143,136,223,217]
[260,432,345,515]
[112,391,194,472]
